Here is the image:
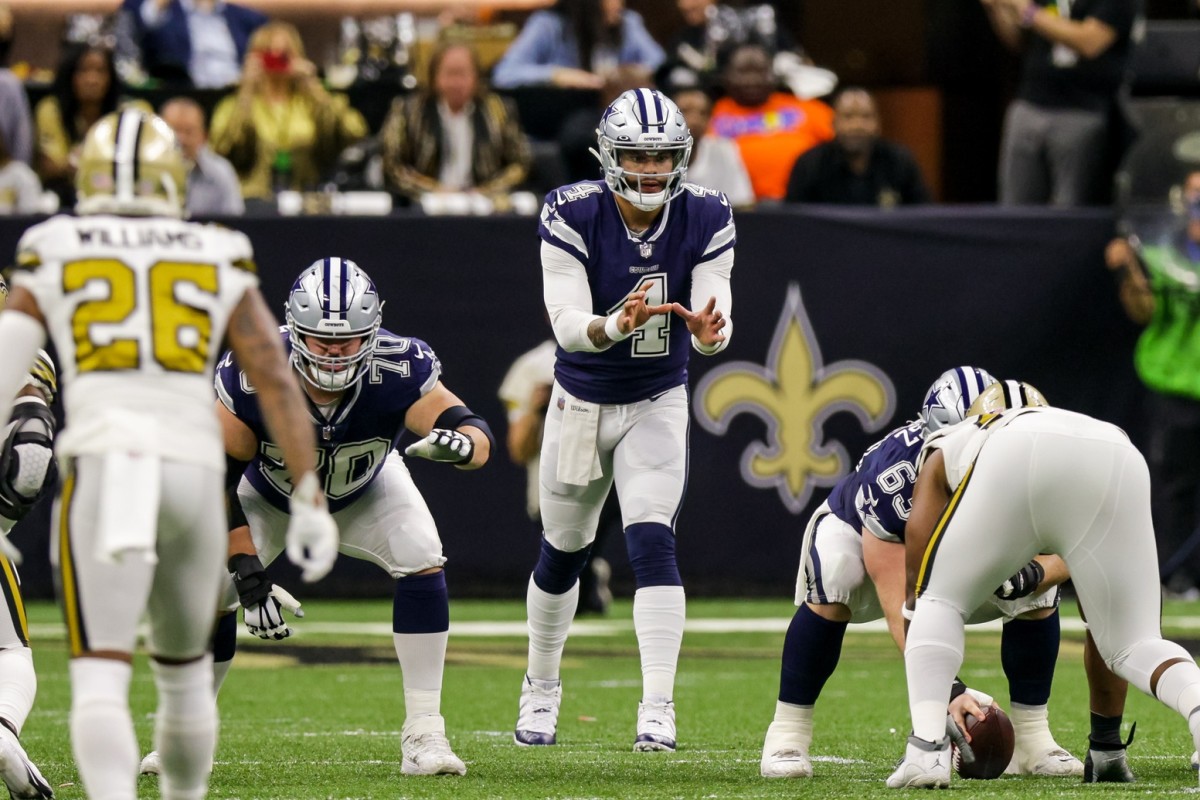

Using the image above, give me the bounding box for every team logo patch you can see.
[694,283,896,513]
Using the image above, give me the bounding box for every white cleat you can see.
[514,675,561,746]
[633,700,676,752]
[1004,746,1084,777]
[0,725,53,799]
[400,717,466,777]
[138,750,162,776]
[760,748,812,778]
[886,735,951,789]
[1191,750,1198,770]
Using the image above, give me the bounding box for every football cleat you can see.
[0,725,53,798]
[1083,747,1135,783]
[400,716,466,776]
[760,718,813,777]
[1005,746,1083,777]
[633,700,676,752]
[138,750,161,776]
[886,735,951,789]
[1192,749,1199,770]
[514,675,561,746]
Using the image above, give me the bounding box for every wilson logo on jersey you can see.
[694,283,896,514]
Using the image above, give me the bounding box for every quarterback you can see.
[515,88,731,752]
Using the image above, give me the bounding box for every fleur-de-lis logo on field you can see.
[695,283,895,513]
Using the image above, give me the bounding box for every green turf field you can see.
[16,598,1200,798]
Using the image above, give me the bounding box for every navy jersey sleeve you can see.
[538,182,606,262]
[214,348,262,430]
[850,422,925,543]
[687,185,737,264]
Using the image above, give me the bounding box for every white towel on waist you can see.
[94,412,162,564]
[556,394,603,486]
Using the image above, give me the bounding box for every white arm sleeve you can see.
[0,312,47,424]
[690,248,734,355]
[542,241,609,353]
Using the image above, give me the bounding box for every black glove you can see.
[994,559,1045,600]
[230,553,304,640]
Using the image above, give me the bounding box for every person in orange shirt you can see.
[709,43,833,201]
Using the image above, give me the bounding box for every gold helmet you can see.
[75,107,187,218]
[0,273,7,309]
[967,380,1048,416]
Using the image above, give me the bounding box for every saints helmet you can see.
[920,366,997,434]
[286,257,383,392]
[0,273,7,308]
[966,380,1048,416]
[593,88,693,212]
[76,107,187,218]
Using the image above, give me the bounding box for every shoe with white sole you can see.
[633,700,676,752]
[1005,746,1084,777]
[400,717,466,776]
[760,719,812,777]
[0,725,53,798]
[138,750,161,776]
[514,675,561,746]
[886,735,951,789]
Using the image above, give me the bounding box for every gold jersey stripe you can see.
[915,460,977,599]
[13,250,40,271]
[58,470,86,657]
[232,257,257,274]
[0,556,27,646]
[29,354,57,400]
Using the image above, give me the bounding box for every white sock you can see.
[0,648,36,734]
[634,586,686,701]
[526,576,578,682]
[212,658,233,695]
[904,599,965,742]
[393,631,448,730]
[1009,702,1058,755]
[152,657,216,800]
[765,701,814,751]
[70,658,137,800]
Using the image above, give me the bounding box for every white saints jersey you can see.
[12,214,258,470]
[919,406,1130,492]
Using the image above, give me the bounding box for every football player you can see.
[514,87,731,752]
[0,273,55,799]
[888,382,1200,789]
[210,256,494,777]
[762,369,1131,781]
[0,108,337,800]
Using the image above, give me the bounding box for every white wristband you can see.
[604,312,632,343]
[901,602,914,621]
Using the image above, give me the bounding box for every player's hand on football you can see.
[670,296,726,347]
[948,691,989,742]
[286,473,339,583]
[994,558,1045,600]
[404,428,474,464]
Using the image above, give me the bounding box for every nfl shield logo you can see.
[639,241,653,259]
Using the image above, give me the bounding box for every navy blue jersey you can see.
[215,329,441,512]
[825,421,925,543]
[540,181,736,404]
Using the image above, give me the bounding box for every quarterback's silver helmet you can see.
[286,257,382,391]
[593,88,693,212]
[920,366,996,433]
[966,380,1048,416]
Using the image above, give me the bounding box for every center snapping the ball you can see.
[953,705,1015,780]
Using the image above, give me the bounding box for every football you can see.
[953,705,1015,780]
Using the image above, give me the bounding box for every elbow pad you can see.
[433,405,495,451]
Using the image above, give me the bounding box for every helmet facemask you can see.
[286,258,383,392]
[592,89,693,212]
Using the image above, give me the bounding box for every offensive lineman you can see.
[889,382,1200,789]
[0,274,55,799]
[213,256,494,777]
[0,108,338,800]
[514,88,731,751]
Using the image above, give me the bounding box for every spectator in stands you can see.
[709,42,833,202]
[673,86,753,206]
[209,21,367,201]
[162,96,243,216]
[34,45,145,207]
[0,5,28,167]
[380,41,530,202]
[1105,169,1200,597]
[118,0,267,89]
[983,0,1138,206]
[491,0,665,90]
[659,0,798,93]
[785,87,930,206]
[0,129,40,214]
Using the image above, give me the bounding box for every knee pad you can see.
[1110,636,1194,696]
[532,538,592,595]
[625,522,681,588]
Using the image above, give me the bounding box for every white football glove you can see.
[404,428,474,464]
[286,472,338,583]
[244,584,305,640]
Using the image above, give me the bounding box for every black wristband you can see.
[229,553,271,606]
[949,678,968,702]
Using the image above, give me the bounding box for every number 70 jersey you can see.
[11,213,259,471]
